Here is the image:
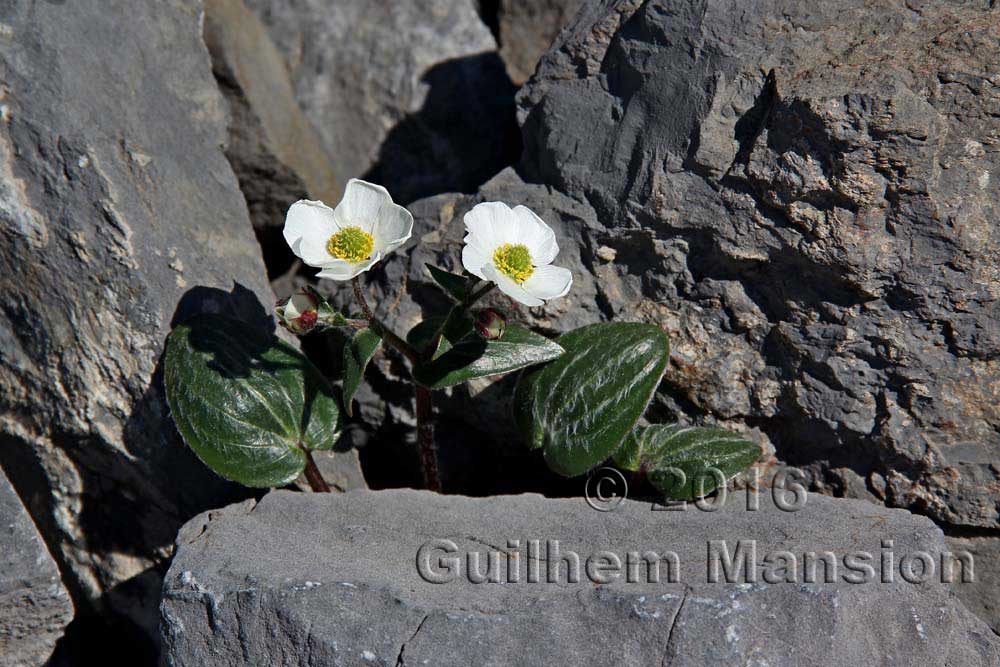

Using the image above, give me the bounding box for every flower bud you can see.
[276,288,320,334]
[474,308,507,340]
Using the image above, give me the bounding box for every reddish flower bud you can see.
[276,288,320,334]
[474,308,507,340]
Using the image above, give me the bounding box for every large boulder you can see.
[516,0,1000,532]
[0,0,282,647]
[0,468,73,666]
[203,0,342,232]
[497,0,585,85]
[242,0,519,204]
[162,489,999,665]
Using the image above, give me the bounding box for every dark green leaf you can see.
[426,264,470,302]
[406,311,474,359]
[342,328,382,416]
[615,424,760,500]
[164,314,341,488]
[413,326,563,389]
[612,429,644,470]
[513,322,669,477]
[407,317,442,352]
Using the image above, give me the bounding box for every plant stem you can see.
[351,276,441,490]
[351,277,419,364]
[303,449,331,493]
[414,384,441,492]
[351,277,376,320]
[635,463,648,495]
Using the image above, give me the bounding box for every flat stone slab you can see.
[161,490,999,666]
[0,468,73,666]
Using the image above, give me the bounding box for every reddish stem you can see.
[303,449,331,493]
[415,385,441,492]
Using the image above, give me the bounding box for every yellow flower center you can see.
[493,243,534,284]
[327,226,374,262]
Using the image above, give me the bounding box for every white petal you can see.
[315,252,382,281]
[464,201,513,253]
[334,179,394,235]
[511,205,559,266]
[284,200,338,267]
[284,293,315,319]
[313,259,355,280]
[482,264,543,307]
[523,265,573,301]
[461,242,490,280]
[373,202,413,254]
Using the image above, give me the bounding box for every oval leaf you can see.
[426,264,472,302]
[616,424,761,500]
[514,322,669,477]
[343,328,382,416]
[413,326,564,389]
[164,314,341,488]
[407,317,445,353]
[406,311,473,359]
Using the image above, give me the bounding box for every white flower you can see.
[461,202,573,307]
[283,178,413,281]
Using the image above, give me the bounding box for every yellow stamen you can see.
[327,226,374,262]
[493,243,534,284]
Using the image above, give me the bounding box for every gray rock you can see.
[308,0,1000,629]
[497,0,585,85]
[947,533,1000,634]
[162,489,999,666]
[243,0,518,203]
[515,0,1000,531]
[0,0,275,643]
[0,468,73,666]
[204,0,342,231]
[291,449,367,493]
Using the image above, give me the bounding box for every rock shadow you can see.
[363,52,521,205]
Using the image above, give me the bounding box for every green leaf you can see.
[612,429,644,470]
[615,424,760,500]
[406,311,474,359]
[342,328,382,416]
[164,314,341,488]
[513,322,669,477]
[426,264,471,302]
[406,316,446,356]
[413,326,564,389]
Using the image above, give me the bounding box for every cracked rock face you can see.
[321,0,1000,532]
[0,0,278,643]
[313,0,1000,631]
[162,489,999,666]
[242,0,519,204]
[516,0,1000,531]
[496,0,586,85]
[0,468,73,666]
